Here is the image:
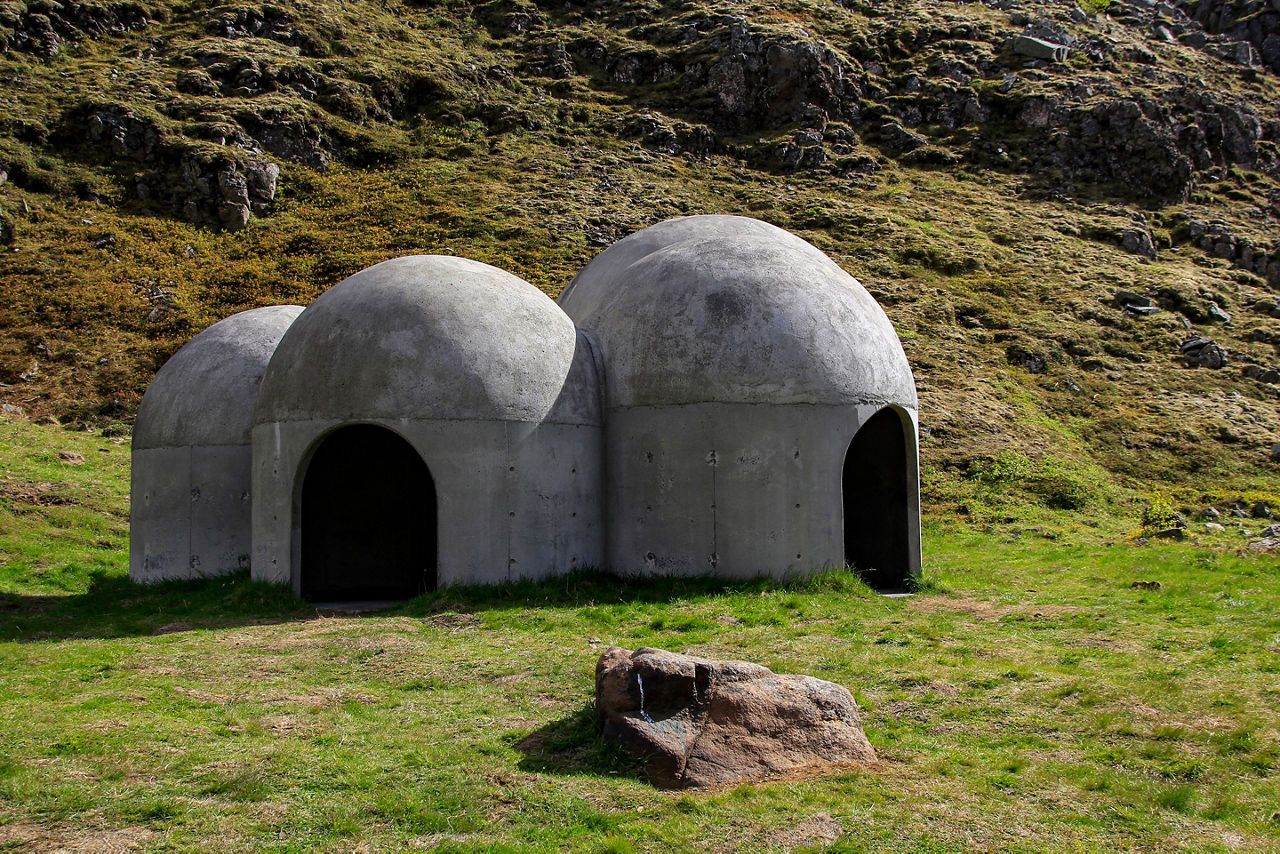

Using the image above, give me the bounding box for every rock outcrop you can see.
[595,646,876,788]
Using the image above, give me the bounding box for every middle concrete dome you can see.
[251,255,603,598]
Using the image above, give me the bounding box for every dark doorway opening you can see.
[844,408,910,592]
[300,425,436,601]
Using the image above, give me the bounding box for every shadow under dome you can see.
[133,305,305,450]
[254,255,591,427]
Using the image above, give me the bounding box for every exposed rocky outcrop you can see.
[1,0,151,57]
[1184,0,1280,74]
[76,103,278,230]
[596,647,876,788]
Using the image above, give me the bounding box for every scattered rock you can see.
[1249,537,1280,552]
[1207,301,1232,324]
[1261,524,1280,538]
[1152,527,1186,540]
[1272,442,1280,463]
[0,403,25,418]
[58,451,85,465]
[1231,504,1251,518]
[1260,369,1280,384]
[1181,336,1230,368]
[1120,228,1158,259]
[1253,502,1273,519]
[1131,580,1163,590]
[596,646,875,788]
[1203,506,1221,519]
[1205,521,1226,532]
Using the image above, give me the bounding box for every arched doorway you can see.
[300,425,436,601]
[844,408,910,591]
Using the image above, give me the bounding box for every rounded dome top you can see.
[255,255,591,425]
[133,305,305,450]
[557,215,917,409]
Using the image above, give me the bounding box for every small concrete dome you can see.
[255,255,590,426]
[558,214,917,410]
[134,305,306,450]
[131,305,304,583]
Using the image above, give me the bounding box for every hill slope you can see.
[1,0,1279,519]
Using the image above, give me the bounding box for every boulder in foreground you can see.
[595,647,875,788]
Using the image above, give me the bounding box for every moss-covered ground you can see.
[1,419,1278,851]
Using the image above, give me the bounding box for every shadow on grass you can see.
[0,570,311,642]
[0,567,882,643]
[513,702,648,783]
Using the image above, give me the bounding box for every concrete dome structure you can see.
[559,215,920,587]
[251,255,603,599]
[130,304,304,582]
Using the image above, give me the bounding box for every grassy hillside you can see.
[0,0,1277,517]
[0,417,1278,851]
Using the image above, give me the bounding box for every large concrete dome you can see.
[558,214,917,410]
[256,255,589,426]
[560,215,920,584]
[131,305,304,583]
[134,305,305,450]
[251,254,603,595]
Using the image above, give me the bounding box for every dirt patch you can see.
[768,813,845,851]
[0,822,155,851]
[0,478,72,506]
[911,597,1088,620]
[423,613,479,631]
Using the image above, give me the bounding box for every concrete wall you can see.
[602,402,920,580]
[130,305,303,583]
[130,445,255,581]
[251,417,603,592]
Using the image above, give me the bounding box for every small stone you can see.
[1197,343,1229,369]
[1259,370,1280,384]
[1272,442,1280,463]
[1249,537,1280,552]
[1153,527,1185,540]
[58,451,85,465]
[1253,502,1273,519]
[0,403,25,418]
[1180,336,1212,355]
[1203,507,1221,519]
[1204,522,1226,532]
[1261,525,1280,538]
[1207,302,1232,324]
[1243,365,1264,379]
[1131,580,1162,590]
[1231,505,1250,518]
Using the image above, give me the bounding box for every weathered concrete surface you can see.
[1013,35,1069,62]
[130,305,303,582]
[251,256,603,593]
[596,646,876,788]
[255,255,596,425]
[559,215,920,582]
[560,216,917,408]
[602,402,920,579]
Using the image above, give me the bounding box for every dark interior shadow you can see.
[513,702,646,782]
[0,566,874,643]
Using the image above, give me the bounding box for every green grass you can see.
[1,419,1278,850]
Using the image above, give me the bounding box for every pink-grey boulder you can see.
[595,646,876,788]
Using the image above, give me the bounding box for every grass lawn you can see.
[0,417,1277,852]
